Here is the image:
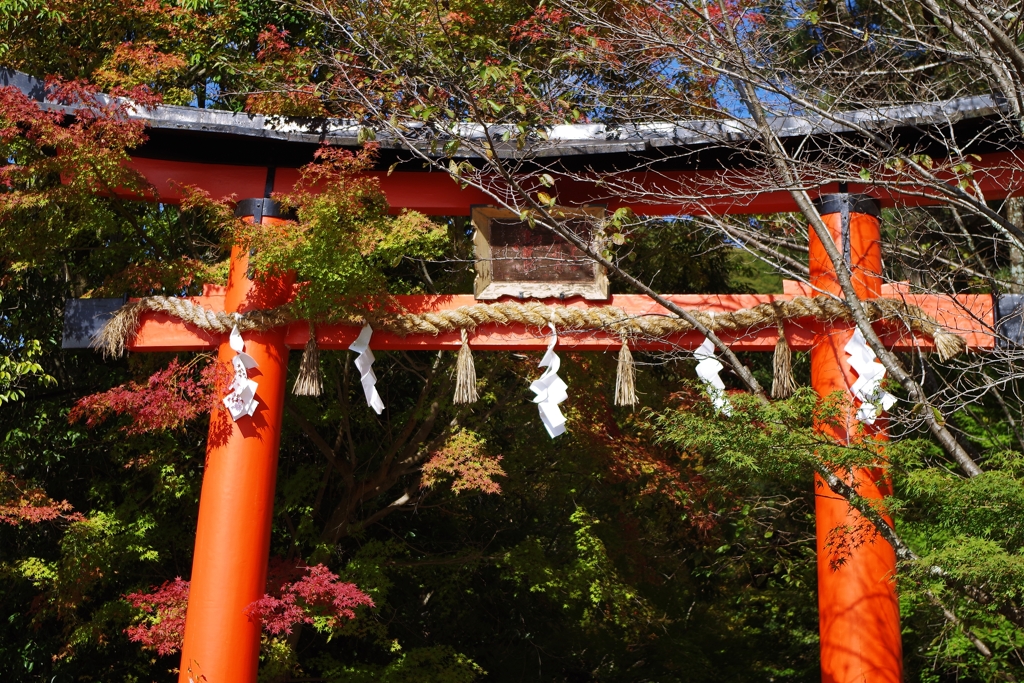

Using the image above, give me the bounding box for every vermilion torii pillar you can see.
[73,197,995,683]
[809,195,901,683]
[177,200,295,683]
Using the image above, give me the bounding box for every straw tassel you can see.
[771,329,797,400]
[933,330,966,362]
[293,325,323,396]
[93,300,145,358]
[614,339,638,406]
[453,328,478,404]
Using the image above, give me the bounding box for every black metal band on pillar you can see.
[812,193,881,218]
[813,192,881,269]
[235,198,298,280]
[234,198,297,225]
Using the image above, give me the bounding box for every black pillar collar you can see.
[234,198,297,223]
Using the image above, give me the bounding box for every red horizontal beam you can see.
[125,291,995,354]
[124,151,1024,217]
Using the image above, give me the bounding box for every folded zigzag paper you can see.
[223,325,259,421]
[530,323,568,438]
[349,325,385,415]
[844,328,896,424]
[694,337,733,416]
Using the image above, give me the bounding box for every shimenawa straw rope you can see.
[93,294,968,405]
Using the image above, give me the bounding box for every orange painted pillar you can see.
[178,199,294,683]
[809,193,902,683]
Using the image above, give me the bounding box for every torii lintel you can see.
[124,152,1024,217]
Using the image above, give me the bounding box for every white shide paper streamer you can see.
[530,323,568,438]
[349,325,385,415]
[844,328,896,424]
[694,337,733,416]
[223,326,259,421]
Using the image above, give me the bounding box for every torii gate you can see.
[63,191,997,683]
[25,65,1017,683]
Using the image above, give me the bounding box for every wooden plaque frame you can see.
[472,206,609,300]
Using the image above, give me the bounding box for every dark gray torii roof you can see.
[0,67,1011,168]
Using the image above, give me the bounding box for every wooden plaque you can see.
[472,206,609,300]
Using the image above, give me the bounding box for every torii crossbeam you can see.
[63,196,999,683]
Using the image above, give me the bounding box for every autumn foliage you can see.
[0,470,83,526]
[245,564,375,636]
[0,81,155,265]
[125,565,372,655]
[244,25,326,116]
[69,358,230,435]
[421,430,505,495]
[124,578,190,657]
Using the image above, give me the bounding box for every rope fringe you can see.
[92,295,968,362]
[293,325,322,396]
[771,334,797,399]
[94,301,145,359]
[615,340,637,406]
[933,331,964,363]
[92,296,295,357]
[453,328,478,404]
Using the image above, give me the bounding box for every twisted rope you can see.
[94,294,968,361]
[95,296,296,358]
[373,298,966,361]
